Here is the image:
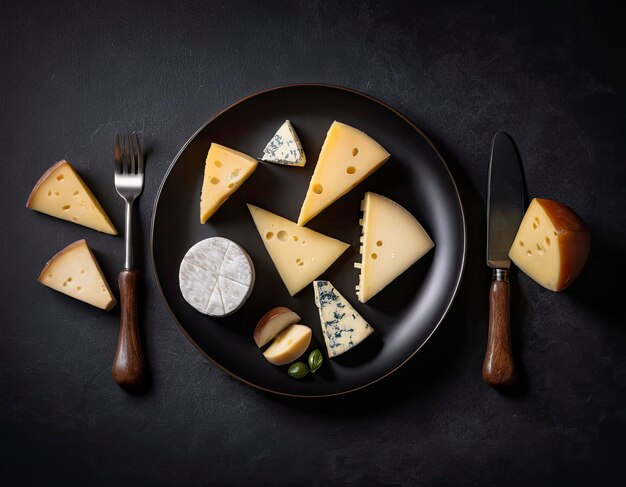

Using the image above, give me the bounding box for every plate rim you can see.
[150,83,467,398]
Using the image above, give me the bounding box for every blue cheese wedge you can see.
[179,237,255,317]
[313,280,374,358]
[261,120,306,167]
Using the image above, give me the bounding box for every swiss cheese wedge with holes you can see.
[26,160,117,234]
[247,204,349,296]
[297,122,390,226]
[200,144,258,223]
[38,239,117,310]
[356,192,434,303]
[508,198,590,291]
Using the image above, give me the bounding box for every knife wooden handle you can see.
[112,269,146,388]
[482,269,515,386]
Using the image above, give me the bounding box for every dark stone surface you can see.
[1,0,624,485]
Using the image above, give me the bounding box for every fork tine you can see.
[114,133,122,174]
[121,132,128,174]
[135,133,144,174]
[128,133,136,174]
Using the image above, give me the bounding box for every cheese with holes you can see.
[38,239,117,310]
[297,121,390,226]
[200,144,258,223]
[508,198,590,291]
[313,280,374,358]
[261,120,306,167]
[356,192,434,303]
[247,204,349,296]
[179,237,255,316]
[26,160,117,235]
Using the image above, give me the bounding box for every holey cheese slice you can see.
[508,198,590,291]
[297,121,390,226]
[200,144,258,223]
[247,205,349,296]
[261,120,306,167]
[313,280,374,358]
[38,240,117,310]
[356,193,434,303]
[179,237,255,317]
[26,160,117,234]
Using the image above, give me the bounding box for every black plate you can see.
[151,84,466,397]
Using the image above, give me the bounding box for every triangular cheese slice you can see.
[38,239,117,310]
[313,280,374,358]
[247,204,349,296]
[356,192,434,303]
[297,121,390,226]
[200,143,257,223]
[261,120,306,167]
[26,160,117,235]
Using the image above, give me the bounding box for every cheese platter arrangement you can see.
[151,84,467,397]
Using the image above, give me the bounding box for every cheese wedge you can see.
[297,121,390,226]
[262,324,312,366]
[26,160,117,235]
[247,204,350,296]
[200,143,258,223]
[314,280,374,358]
[356,193,434,303]
[508,198,590,291]
[261,120,306,167]
[38,240,117,310]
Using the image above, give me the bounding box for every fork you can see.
[112,133,146,387]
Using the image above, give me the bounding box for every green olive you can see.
[288,361,309,379]
[308,349,323,373]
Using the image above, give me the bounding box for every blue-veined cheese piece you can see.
[261,120,306,167]
[313,280,374,358]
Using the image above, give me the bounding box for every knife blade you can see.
[483,131,524,386]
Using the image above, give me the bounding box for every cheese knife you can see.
[483,131,524,386]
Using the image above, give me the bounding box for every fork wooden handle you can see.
[482,270,515,386]
[112,269,145,388]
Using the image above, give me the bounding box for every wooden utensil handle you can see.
[482,269,515,386]
[112,269,145,387]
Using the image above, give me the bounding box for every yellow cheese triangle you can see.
[508,198,590,291]
[200,143,258,223]
[26,160,117,235]
[247,204,350,296]
[356,193,434,303]
[38,239,117,310]
[297,121,390,226]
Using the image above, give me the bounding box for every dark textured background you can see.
[2,0,625,485]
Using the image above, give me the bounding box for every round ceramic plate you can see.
[151,84,466,397]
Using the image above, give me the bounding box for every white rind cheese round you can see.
[179,237,255,317]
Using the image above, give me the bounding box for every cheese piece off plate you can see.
[297,121,390,226]
[26,160,117,235]
[508,198,590,291]
[247,204,349,296]
[179,237,255,317]
[200,143,258,223]
[356,192,434,303]
[261,120,306,167]
[313,280,374,358]
[38,239,117,310]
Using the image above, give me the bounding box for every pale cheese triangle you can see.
[261,120,306,167]
[38,239,117,310]
[314,280,374,358]
[297,121,390,226]
[356,192,434,303]
[247,204,350,296]
[26,160,117,235]
[200,143,258,223]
